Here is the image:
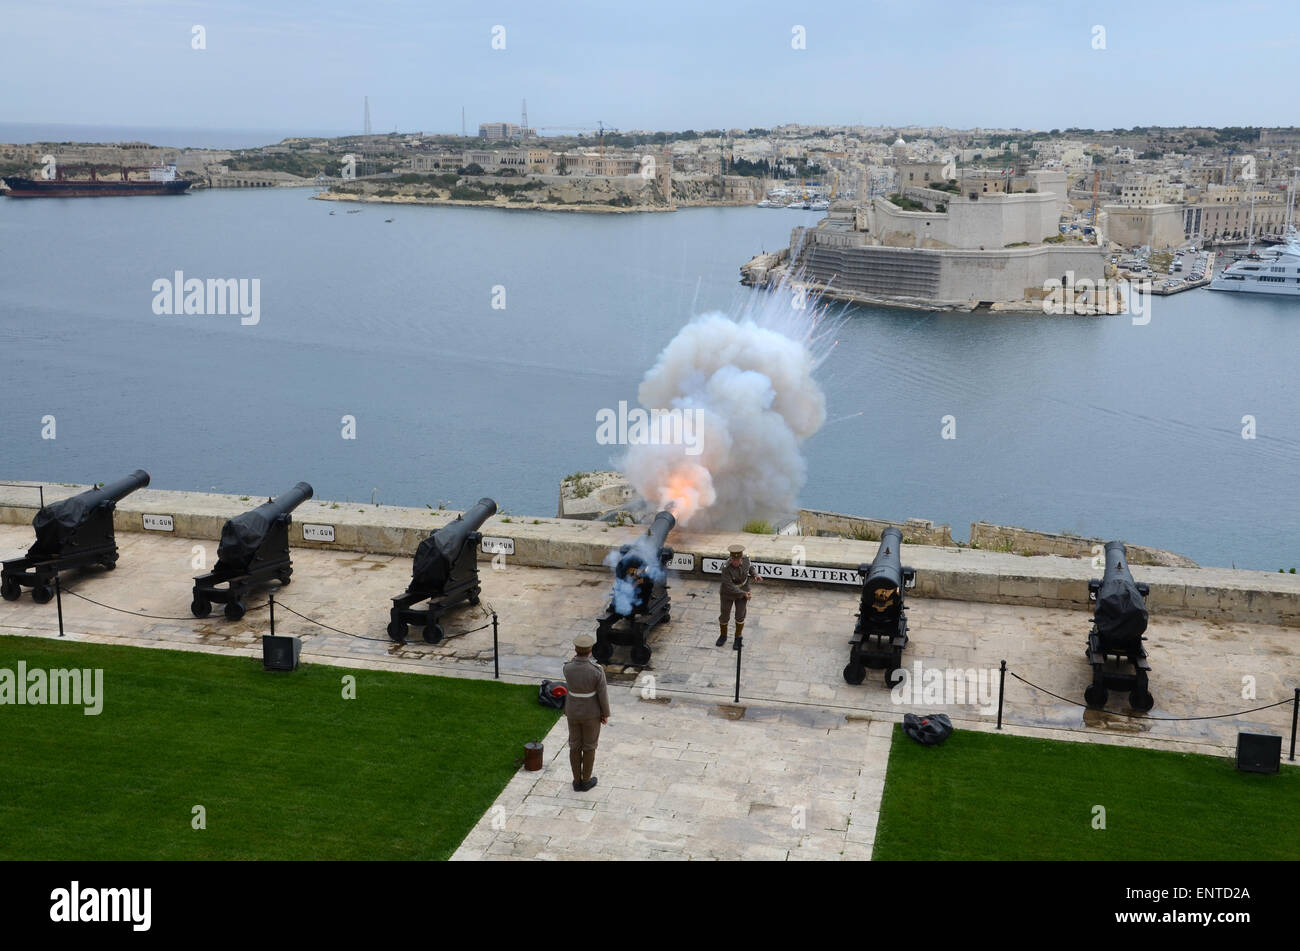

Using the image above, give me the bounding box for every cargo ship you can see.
[2,163,190,197]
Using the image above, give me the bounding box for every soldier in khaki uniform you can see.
[716,543,758,649]
[562,633,610,792]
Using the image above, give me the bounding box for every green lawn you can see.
[0,636,559,860]
[874,725,1300,860]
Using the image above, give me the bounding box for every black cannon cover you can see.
[31,470,150,552]
[217,482,313,567]
[411,498,497,590]
[1094,541,1148,645]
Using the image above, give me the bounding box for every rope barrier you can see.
[60,588,270,622]
[271,601,392,642]
[1006,669,1294,722]
[12,586,1297,737]
[273,598,495,645]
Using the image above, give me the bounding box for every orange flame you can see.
[654,464,715,525]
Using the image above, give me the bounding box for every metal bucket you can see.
[523,741,544,771]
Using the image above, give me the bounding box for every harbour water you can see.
[1,188,1296,569]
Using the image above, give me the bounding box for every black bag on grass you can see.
[538,680,568,709]
[903,713,953,746]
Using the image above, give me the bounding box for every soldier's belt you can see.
[568,690,597,698]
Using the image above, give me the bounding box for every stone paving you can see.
[3,524,1297,860]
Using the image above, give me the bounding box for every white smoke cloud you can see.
[603,533,667,616]
[620,277,837,529]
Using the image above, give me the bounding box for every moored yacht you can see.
[1209,233,1300,296]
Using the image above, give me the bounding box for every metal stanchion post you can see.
[269,592,275,636]
[996,659,1007,730]
[54,570,64,638]
[1290,687,1298,762]
[492,612,499,679]
[733,634,743,704]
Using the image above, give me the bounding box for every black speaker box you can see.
[262,634,302,672]
[1236,732,1281,774]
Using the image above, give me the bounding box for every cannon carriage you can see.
[191,482,313,621]
[594,510,675,666]
[1084,541,1154,711]
[1,470,150,603]
[387,498,495,644]
[844,527,916,686]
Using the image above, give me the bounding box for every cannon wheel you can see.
[1,577,19,601]
[191,598,212,619]
[224,600,246,621]
[1129,689,1154,712]
[386,618,407,643]
[31,584,54,604]
[843,662,866,685]
[593,640,613,664]
[1084,682,1108,709]
[424,623,444,644]
[630,643,652,667]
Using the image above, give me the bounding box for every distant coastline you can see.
[0,122,350,151]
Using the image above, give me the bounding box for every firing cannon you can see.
[191,482,313,621]
[1084,541,1153,711]
[594,509,675,666]
[844,527,916,686]
[2,470,151,603]
[387,498,496,644]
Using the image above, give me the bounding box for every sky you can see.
[1,0,1296,138]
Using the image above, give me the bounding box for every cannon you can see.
[844,527,916,686]
[387,498,496,644]
[594,509,675,666]
[1084,541,1153,711]
[1,470,150,603]
[191,482,313,621]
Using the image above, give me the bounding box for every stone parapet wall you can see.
[3,482,1297,627]
[969,521,1196,568]
[797,508,953,546]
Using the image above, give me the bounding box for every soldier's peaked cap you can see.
[728,544,745,555]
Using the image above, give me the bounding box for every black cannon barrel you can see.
[32,469,151,550]
[614,510,676,579]
[217,482,314,567]
[243,482,314,523]
[411,498,497,590]
[860,527,905,622]
[865,527,904,588]
[1094,540,1148,646]
[90,469,152,504]
[647,509,676,549]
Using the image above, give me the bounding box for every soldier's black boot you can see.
[733,621,744,651]
[716,621,728,647]
[581,776,598,792]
